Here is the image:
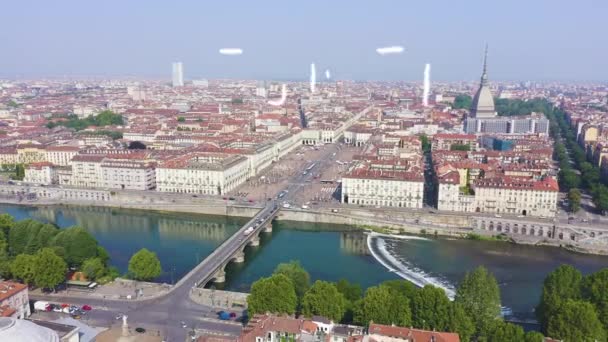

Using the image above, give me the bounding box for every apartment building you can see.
[473,176,559,217]
[156,153,249,195]
[101,156,156,190]
[24,162,58,185]
[432,133,477,151]
[342,168,424,208]
[0,281,30,319]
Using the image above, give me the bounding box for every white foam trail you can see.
[367,233,456,299]
[310,63,316,93]
[268,84,287,106]
[369,232,430,241]
[325,69,331,80]
[423,63,431,107]
[376,46,405,55]
[219,48,243,56]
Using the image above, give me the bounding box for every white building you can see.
[69,155,105,188]
[156,153,249,195]
[172,62,184,87]
[101,157,156,190]
[45,146,78,166]
[24,162,58,185]
[473,176,559,217]
[341,169,424,208]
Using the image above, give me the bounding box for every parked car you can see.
[81,305,92,311]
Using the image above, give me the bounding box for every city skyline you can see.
[2,0,607,81]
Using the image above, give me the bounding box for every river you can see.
[2,204,607,322]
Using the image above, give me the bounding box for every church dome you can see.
[0,317,60,342]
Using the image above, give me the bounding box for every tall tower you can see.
[470,45,496,118]
[172,62,184,87]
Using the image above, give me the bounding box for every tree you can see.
[97,246,110,266]
[336,278,362,302]
[478,320,525,342]
[177,116,186,122]
[302,281,347,322]
[524,331,545,342]
[380,279,418,299]
[247,274,297,315]
[51,226,98,266]
[14,164,25,180]
[10,254,37,285]
[273,261,310,301]
[559,169,580,191]
[536,265,582,332]
[34,248,67,290]
[568,189,582,213]
[0,214,14,240]
[0,239,10,278]
[455,266,501,333]
[336,278,362,323]
[82,257,106,280]
[582,269,608,330]
[356,285,411,327]
[411,285,451,331]
[418,134,431,153]
[128,141,147,149]
[446,302,475,342]
[546,300,606,342]
[453,95,472,109]
[128,248,162,281]
[592,185,608,215]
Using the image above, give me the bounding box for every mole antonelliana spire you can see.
[470,44,496,118]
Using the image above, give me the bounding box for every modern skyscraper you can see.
[172,62,184,87]
[470,45,496,118]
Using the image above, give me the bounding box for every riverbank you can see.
[1,182,607,256]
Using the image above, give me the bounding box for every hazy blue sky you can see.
[2,0,607,81]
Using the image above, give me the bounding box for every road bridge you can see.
[174,200,280,289]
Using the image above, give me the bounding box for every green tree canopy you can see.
[273,261,310,301]
[568,188,582,213]
[0,213,14,241]
[546,300,606,342]
[446,302,475,342]
[46,110,123,131]
[537,265,582,332]
[453,95,472,109]
[336,278,362,302]
[10,253,37,285]
[355,285,411,327]
[81,257,106,280]
[478,320,525,342]
[9,220,58,256]
[302,280,347,322]
[380,279,418,299]
[582,269,608,331]
[51,226,98,266]
[128,248,162,281]
[455,266,501,333]
[524,331,545,342]
[34,248,67,290]
[247,273,297,315]
[411,285,451,331]
[97,246,110,266]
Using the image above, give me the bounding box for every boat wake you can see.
[367,233,456,299]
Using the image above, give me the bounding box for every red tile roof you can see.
[368,323,460,342]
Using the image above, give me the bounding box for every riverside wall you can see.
[1,183,607,255]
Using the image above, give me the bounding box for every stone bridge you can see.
[177,201,280,289]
